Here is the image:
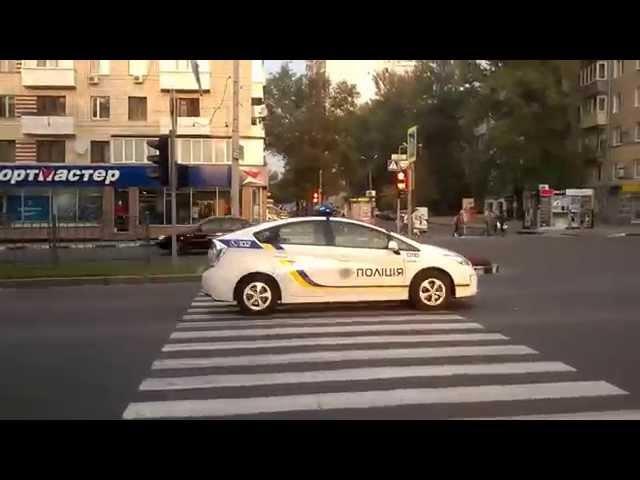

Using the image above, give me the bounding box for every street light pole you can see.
[169,89,178,262]
[231,60,241,217]
[318,169,323,204]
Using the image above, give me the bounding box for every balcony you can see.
[161,117,211,135]
[21,116,75,135]
[159,61,210,91]
[580,111,608,129]
[579,80,608,97]
[21,61,76,88]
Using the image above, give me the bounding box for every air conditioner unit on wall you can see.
[88,74,100,85]
[616,165,627,179]
[133,75,144,84]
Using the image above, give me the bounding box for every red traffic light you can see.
[312,191,320,203]
[396,171,407,191]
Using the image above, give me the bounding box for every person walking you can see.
[453,209,465,237]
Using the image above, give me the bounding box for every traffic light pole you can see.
[318,169,323,204]
[170,90,178,262]
[231,60,241,217]
[407,163,414,238]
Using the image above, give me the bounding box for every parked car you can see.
[375,210,397,221]
[156,216,251,255]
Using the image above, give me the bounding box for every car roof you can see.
[243,216,391,235]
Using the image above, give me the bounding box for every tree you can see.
[264,64,361,210]
[468,61,585,208]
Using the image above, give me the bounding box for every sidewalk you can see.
[0,240,152,251]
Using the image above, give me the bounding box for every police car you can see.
[202,216,477,315]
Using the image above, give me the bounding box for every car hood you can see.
[417,243,466,259]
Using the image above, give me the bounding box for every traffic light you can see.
[147,136,169,186]
[312,191,320,204]
[396,170,407,194]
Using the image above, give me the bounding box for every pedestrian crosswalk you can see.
[122,290,629,420]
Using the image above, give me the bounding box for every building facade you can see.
[579,60,640,224]
[0,60,268,240]
[306,60,417,104]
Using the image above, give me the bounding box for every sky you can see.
[264,60,305,76]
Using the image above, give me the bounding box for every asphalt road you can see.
[1,234,640,419]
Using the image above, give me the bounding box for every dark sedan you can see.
[156,216,251,254]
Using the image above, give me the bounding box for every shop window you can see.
[0,140,16,163]
[192,190,216,223]
[18,188,51,223]
[91,141,110,164]
[597,61,607,80]
[164,190,191,224]
[0,60,17,72]
[139,189,164,225]
[37,140,65,163]
[78,189,103,223]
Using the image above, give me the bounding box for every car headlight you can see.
[445,254,472,267]
[157,235,167,241]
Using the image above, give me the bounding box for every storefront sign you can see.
[565,188,594,196]
[621,184,640,193]
[0,164,233,189]
[0,165,160,188]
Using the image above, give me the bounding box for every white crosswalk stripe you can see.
[122,291,630,420]
[162,333,509,352]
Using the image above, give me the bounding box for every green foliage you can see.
[265,60,586,215]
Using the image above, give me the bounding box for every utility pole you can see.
[231,60,241,217]
[169,90,178,262]
[318,169,323,203]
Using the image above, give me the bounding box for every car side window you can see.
[200,219,222,233]
[331,222,389,249]
[278,221,329,246]
[393,237,419,252]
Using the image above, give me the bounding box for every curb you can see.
[0,273,200,288]
[607,232,640,238]
[0,241,154,251]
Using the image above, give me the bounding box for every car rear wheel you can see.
[410,270,452,310]
[237,274,278,315]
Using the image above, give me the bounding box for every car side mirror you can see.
[388,240,400,254]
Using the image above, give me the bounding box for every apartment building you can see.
[0,60,268,240]
[579,60,640,224]
[306,60,417,104]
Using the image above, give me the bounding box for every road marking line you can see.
[475,409,640,420]
[170,322,485,340]
[190,301,236,307]
[140,361,575,391]
[187,308,239,314]
[152,345,536,369]
[163,333,509,352]
[122,381,625,419]
[178,314,465,327]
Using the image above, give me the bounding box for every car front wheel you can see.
[237,274,279,315]
[410,270,452,310]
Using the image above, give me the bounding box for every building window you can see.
[0,60,17,72]
[597,61,607,80]
[177,98,199,117]
[597,95,607,112]
[35,60,59,68]
[138,189,165,225]
[635,87,640,108]
[612,127,622,146]
[173,61,192,71]
[90,141,110,163]
[111,137,155,163]
[612,93,622,114]
[635,160,640,179]
[614,60,624,78]
[637,60,640,70]
[128,97,147,121]
[0,95,15,118]
[636,123,640,142]
[91,96,110,120]
[36,140,65,163]
[177,138,213,164]
[36,96,65,115]
[0,140,16,163]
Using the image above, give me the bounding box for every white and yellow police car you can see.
[202,216,477,315]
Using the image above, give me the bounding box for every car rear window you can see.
[202,218,247,233]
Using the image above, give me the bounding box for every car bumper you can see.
[201,267,235,302]
[455,271,478,298]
